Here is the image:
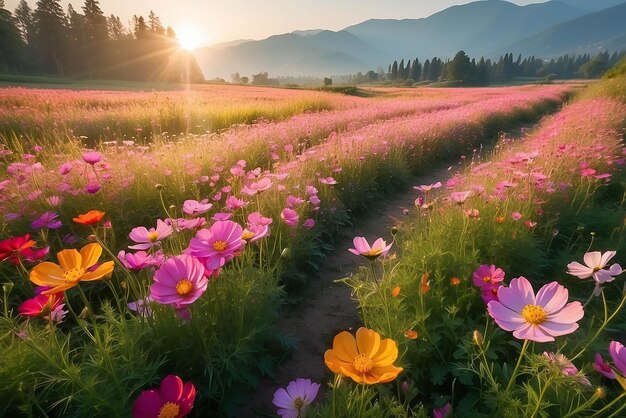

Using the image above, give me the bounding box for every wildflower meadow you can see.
[1,61,626,418]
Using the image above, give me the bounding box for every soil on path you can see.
[242,165,455,417]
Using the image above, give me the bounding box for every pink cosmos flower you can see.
[487,277,583,343]
[225,195,247,211]
[243,212,272,243]
[524,220,537,228]
[182,199,212,216]
[306,185,318,195]
[59,162,73,175]
[511,211,522,221]
[272,378,320,418]
[241,177,273,195]
[566,251,623,295]
[31,212,62,230]
[82,151,102,165]
[432,402,452,418]
[472,264,505,288]
[594,352,616,379]
[46,195,63,207]
[413,182,442,192]
[281,208,299,228]
[543,352,590,386]
[129,220,173,250]
[609,341,626,377]
[303,219,315,229]
[166,217,207,231]
[85,182,101,194]
[212,212,232,221]
[118,250,164,271]
[187,220,246,269]
[319,176,337,185]
[150,255,208,306]
[349,237,392,260]
[0,234,49,265]
[128,296,154,318]
[450,191,471,204]
[287,195,305,207]
[132,375,196,418]
[309,195,321,206]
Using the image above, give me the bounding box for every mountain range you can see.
[194,0,626,78]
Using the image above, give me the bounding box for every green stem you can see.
[530,376,554,417]
[592,392,626,417]
[505,339,529,395]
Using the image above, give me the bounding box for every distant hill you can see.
[557,0,625,11]
[344,0,588,60]
[492,2,626,57]
[193,0,626,78]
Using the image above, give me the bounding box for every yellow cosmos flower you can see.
[324,327,403,384]
[30,243,114,294]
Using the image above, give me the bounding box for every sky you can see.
[5,0,546,45]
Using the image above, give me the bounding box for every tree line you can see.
[382,50,626,85]
[0,0,204,82]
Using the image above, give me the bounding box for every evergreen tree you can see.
[448,50,473,84]
[147,10,164,35]
[34,0,69,75]
[82,0,108,77]
[398,59,405,80]
[106,14,126,40]
[0,0,26,72]
[14,0,34,44]
[410,58,421,82]
[391,60,398,80]
[422,59,430,81]
[66,3,86,75]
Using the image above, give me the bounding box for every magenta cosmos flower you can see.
[349,237,392,260]
[594,352,616,379]
[432,402,452,418]
[487,277,583,343]
[182,199,212,216]
[280,208,299,228]
[18,288,64,319]
[272,378,320,418]
[187,220,245,270]
[82,151,102,165]
[472,264,505,288]
[566,251,623,295]
[150,255,208,306]
[132,375,196,418]
[129,219,173,250]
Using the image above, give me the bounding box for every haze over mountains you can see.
[194,0,626,79]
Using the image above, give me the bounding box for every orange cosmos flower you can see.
[404,330,419,340]
[391,286,401,297]
[73,210,105,225]
[450,277,461,286]
[495,216,505,224]
[420,272,430,294]
[30,243,114,294]
[324,327,403,384]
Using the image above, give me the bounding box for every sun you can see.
[176,26,203,50]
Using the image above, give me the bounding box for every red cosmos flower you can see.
[132,375,196,418]
[18,287,64,318]
[0,234,49,265]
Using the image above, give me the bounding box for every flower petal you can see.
[331,331,358,362]
[356,327,380,358]
[57,249,81,271]
[80,243,102,269]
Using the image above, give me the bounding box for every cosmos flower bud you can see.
[155,183,163,190]
[87,234,97,242]
[390,226,398,236]
[79,306,90,319]
[3,282,14,295]
[281,248,291,259]
[472,330,484,347]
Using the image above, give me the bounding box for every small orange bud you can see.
[404,330,419,340]
[450,277,461,286]
[420,272,430,295]
[495,216,505,223]
[391,286,401,297]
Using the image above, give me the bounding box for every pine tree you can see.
[14,0,34,44]
[147,10,164,35]
[0,0,27,72]
[34,0,69,75]
[398,59,405,80]
[422,59,430,81]
[410,58,421,81]
[106,14,126,40]
[391,60,398,80]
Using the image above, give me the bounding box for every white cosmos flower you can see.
[567,251,623,295]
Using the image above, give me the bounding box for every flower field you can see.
[1,71,625,417]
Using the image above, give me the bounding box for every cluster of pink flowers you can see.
[472,264,505,304]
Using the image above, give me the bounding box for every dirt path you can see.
[242,165,455,417]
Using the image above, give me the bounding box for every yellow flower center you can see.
[64,268,85,283]
[176,279,194,297]
[148,231,159,242]
[363,248,383,258]
[353,354,374,373]
[482,276,492,283]
[593,266,601,272]
[213,240,227,251]
[242,230,256,241]
[521,304,547,325]
[157,402,180,418]
[293,397,305,411]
